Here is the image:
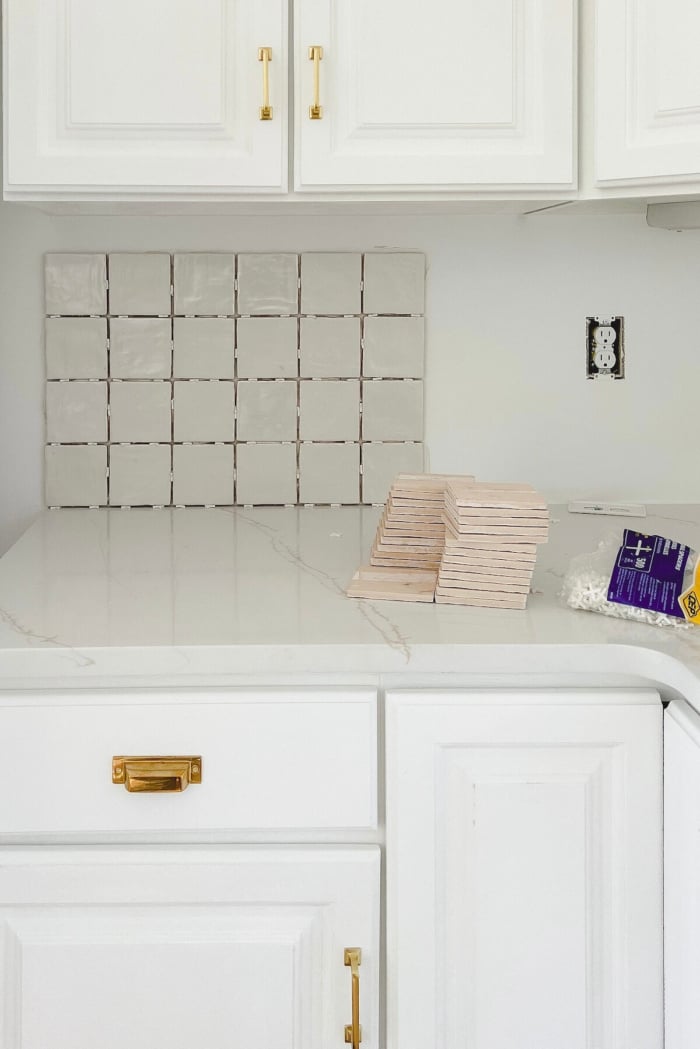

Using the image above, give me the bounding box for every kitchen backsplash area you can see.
[44,251,425,507]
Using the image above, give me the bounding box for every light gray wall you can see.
[0,204,697,554]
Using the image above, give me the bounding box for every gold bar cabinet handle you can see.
[344,948,362,1047]
[308,45,323,120]
[112,756,202,793]
[258,47,273,120]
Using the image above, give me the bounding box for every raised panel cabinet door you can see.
[3,0,287,197]
[386,689,663,1049]
[664,700,700,1049]
[295,0,575,190]
[0,846,380,1049]
[596,0,700,185]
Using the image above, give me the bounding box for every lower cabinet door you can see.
[386,690,663,1049]
[664,700,700,1049]
[0,846,379,1049]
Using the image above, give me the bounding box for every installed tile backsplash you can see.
[44,251,425,507]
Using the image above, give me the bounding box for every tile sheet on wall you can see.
[44,252,425,507]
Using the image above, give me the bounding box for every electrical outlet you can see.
[586,316,624,379]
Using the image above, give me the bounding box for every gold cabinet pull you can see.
[344,948,362,1047]
[258,46,273,121]
[112,756,202,793]
[308,45,323,120]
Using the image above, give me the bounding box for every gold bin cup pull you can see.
[258,46,273,120]
[344,948,362,1047]
[308,45,323,119]
[112,756,202,793]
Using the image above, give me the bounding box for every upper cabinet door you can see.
[3,0,287,198]
[596,0,700,185]
[295,0,576,191]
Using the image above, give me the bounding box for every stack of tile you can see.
[436,481,549,609]
[347,473,473,601]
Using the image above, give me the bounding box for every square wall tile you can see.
[363,253,425,315]
[299,443,360,504]
[109,381,172,442]
[363,316,424,378]
[237,254,298,316]
[45,318,108,379]
[45,254,107,316]
[110,318,172,379]
[361,442,424,504]
[46,445,107,506]
[173,319,234,379]
[300,318,360,378]
[236,443,297,505]
[173,444,234,506]
[300,253,361,315]
[237,317,298,378]
[109,253,171,315]
[46,381,108,443]
[173,380,234,442]
[109,444,171,506]
[174,253,235,315]
[299,380,359,441]
[361,379,423,441]
[237,380,297,441]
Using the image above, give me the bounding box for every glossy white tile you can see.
[237,317,298,378]
[173,380,235,442]
[363,253,425,315]
[237,380,297,441]
[110,318,172,379]
[45,254,107,316]
[109,381,172,443]
[299,380,360,441]
[46,381,108,443]
[173,253,235,315]
[363,316,424,378]
[45,318,108,379]
[300,317,361,377]
[45,445,107,506]
[237,254,298,316]
[301,253,361,314]
[299,443,360,504]
[173,318,234,379]
[109,253,171,315]
[236,443,297,505]
[173,444,234,506]
[109,444,172,506]
[361,379,424,441]
[361,442,424,504]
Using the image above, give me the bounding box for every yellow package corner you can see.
[679,560,700,623]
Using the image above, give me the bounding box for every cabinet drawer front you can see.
[0,690,377,836]
[0,845,380,1049]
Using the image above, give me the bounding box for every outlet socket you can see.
[586,316,624,379]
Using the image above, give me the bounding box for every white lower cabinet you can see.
[664,700,700,1049]
[386,690,664,1049]
[0,846,380,1049]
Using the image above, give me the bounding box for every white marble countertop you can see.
[1,505,700,707]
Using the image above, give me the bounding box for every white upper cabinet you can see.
[295,0,576,191]
[3,0,288,198]
[596,0,700,185]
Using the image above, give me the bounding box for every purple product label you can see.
[608,529,691,617]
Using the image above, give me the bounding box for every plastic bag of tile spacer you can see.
[561,529,699,629]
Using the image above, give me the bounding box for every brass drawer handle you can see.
[112,756,202,793]
[344,948,362,1047]
[308,45,323,119]
[258,46,273,120]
